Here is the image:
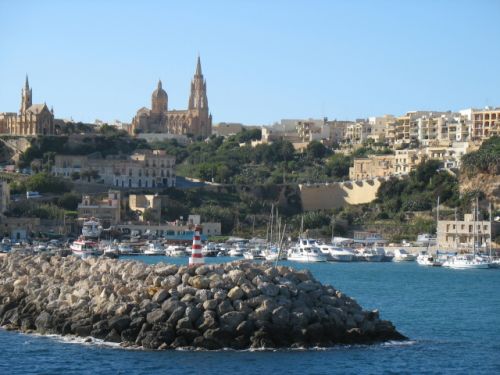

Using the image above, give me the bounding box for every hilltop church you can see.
[129,57,212,139]
[0,76,55,136]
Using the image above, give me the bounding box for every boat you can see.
[142,241,165,255]
[70,238,100,257]
[442,254,491,269]
[81,219,103,238]
[315,242,354,262]
[228,242,246,257]
[166,245,188,257]
[202,242,219,257]
[416,250,443,266]
[358,247,384,262]
[118,243,135,255]
[243,245,265,260]
[287,238,327,262]
[102,243,119,258]
[393,248,417,262]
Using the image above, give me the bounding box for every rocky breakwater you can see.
[0,254,406,350]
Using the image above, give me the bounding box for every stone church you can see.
[129,57,212,138]
[0,76,55,136]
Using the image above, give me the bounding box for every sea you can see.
[1,256,499,375]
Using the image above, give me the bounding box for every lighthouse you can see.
[189,225,204,266]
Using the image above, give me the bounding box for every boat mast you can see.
[455,207,458,251]
[489,201,492,259]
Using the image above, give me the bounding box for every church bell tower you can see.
[20,75,32,114]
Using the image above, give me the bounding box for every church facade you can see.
[129,57,212,139]
[0,76,55,136]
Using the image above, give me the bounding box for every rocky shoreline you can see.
[0,254,406,350]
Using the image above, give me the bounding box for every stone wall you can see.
[299,179,383,211]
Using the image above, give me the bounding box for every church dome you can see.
[152,80,167,99]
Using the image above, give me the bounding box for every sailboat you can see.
[442,198,492,269]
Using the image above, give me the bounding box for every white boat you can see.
[166,245,188,257]
[262,246,287,261]
[316,242,354,262]
[243,246,265,260]
[118,243,134,255]
[359,247,384,262]
[442,254,491,269]
[70,238,100,257]
[142,241,165,255]
[81,219,103,238]
[393,248,417,262]
[103,243,119,258]
[287,238,327,262]
[202,242,219,257]
[416,251,442,266]
[228,243,246,257]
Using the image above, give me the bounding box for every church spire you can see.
[189,56,208,110]
[195,55,202,76]
[20,74,32,113]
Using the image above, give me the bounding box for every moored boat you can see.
[70,238,100,257]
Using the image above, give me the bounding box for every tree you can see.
[57,192,81,211]
[326,154,352,179]
[142,208,159,222]
[25,172,71,194]
[306,141,330,160]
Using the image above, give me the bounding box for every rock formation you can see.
[0,254,406,350]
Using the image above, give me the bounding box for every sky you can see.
[1,0,499,125]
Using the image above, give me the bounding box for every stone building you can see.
[349,155,395,180]
[437,213,497,250]
[77,190,122,226]
[129,57,212,139]
[0,76,55,136]
[129,194,161,222]
[53,149,176,189]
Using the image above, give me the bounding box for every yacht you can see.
[416,233,437,247]
[70,238,100,257]
[315,242,353,262]
[142,241,165,255]
[359,247,384,262]
[202,242,219,257]
[442,254,491,269]
[262,246,287,261]
[81,219,103,238]
[393,248,417,262]
[416,250,443,266]
[287,238,327,262]
[228,242,246,257]
[166,245,188,257]
[243,245,266,260]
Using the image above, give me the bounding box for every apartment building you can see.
[53,149,176,189]
[77,190,122,226]
[437,213,496,250]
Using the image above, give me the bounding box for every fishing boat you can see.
[70,238,100,257]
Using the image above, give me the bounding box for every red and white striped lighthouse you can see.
[189,225,204,266]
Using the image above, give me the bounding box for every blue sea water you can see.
[1,257,500,375]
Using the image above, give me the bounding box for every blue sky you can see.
[1,0,499,125]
